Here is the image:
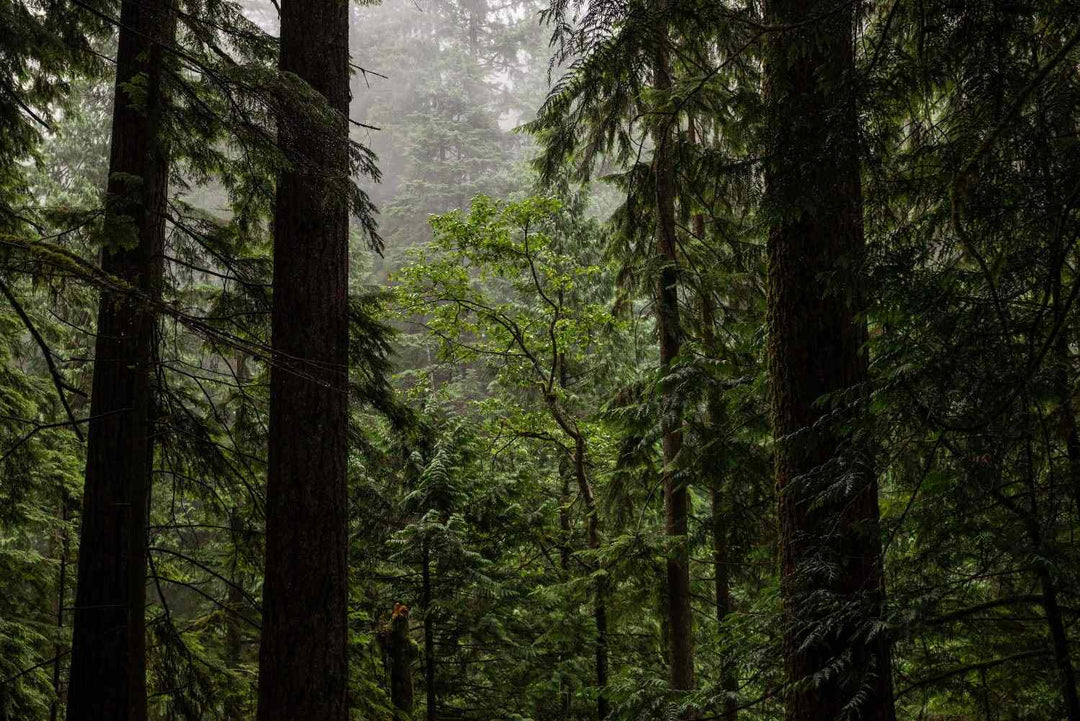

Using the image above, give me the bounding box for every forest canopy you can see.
[0,0,1079,720]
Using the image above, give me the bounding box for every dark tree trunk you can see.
[423,542,437,721]
[651,6,694,709]
[763,1,895,720]
[388,604,416,719]
[255,0,351,718]
[67,2,173,718]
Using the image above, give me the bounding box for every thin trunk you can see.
[573,437,610,721]
[256,0,351,718]
[651,2,693,707]
[423,542,437,721]
[51,496,70,721]
[554,355,611,721]
[763,1,895,719]
[388,603,415,719]
[67,2,173,719]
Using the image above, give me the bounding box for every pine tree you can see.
[762,1,895,718]
[67,3,175,719]
[256,0,356,718]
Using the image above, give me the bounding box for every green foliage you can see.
[2,0,1080,719]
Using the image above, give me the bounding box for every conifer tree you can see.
[762,1,895,719]
[256,0,355,718]
[67,3,175,719]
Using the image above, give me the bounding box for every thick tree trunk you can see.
[255,0,351,718]
[651,6,694,709]
[67,2,173,719]
[763,2,895,720]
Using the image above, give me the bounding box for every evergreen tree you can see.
[67,4,175,719]
[256,0,364,717]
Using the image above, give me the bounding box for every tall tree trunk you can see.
[700,292,737,721]
[67,2,173,718]
[763,1,895,720]
[651,2,693,709]
[256,0,351,718]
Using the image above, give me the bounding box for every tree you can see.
[67,3,175,719]
[762,1,895,719]
[394,194,626,720]
[256,0,369,717]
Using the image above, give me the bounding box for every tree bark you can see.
[255,0,351,718]
[763,1,895,720]
[67,2,173,719]
[651,3,694,709]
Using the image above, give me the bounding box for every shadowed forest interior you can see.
[2,0,1080,719]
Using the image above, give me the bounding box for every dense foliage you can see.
[0,0,1079,720]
